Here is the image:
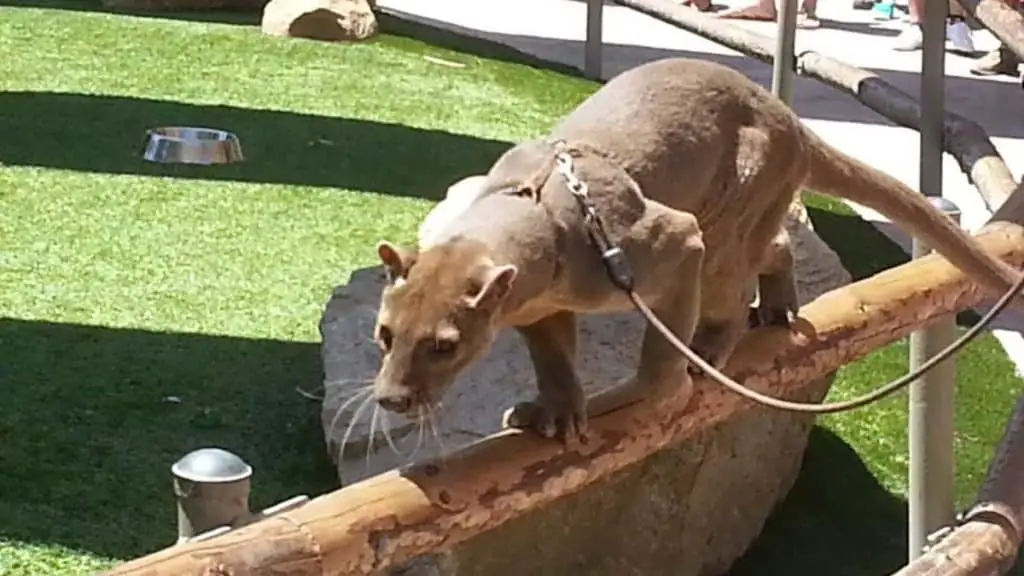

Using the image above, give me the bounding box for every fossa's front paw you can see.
[686,330,729,376]
[502,390,587,444]
[684,319,741,375]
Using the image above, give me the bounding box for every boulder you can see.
[319,193,851,575]
[261,0,378,43]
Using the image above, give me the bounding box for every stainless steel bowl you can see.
[142,126,244,165]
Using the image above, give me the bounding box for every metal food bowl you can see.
[142,126,244,165]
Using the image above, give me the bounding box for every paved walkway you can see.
[379,0,1024,374]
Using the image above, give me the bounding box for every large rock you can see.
[261,0,378,43]
[319,197,851,575]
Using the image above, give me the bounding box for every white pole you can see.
[585,0,604,79]
[908,0,957,560]
[772,0,798,103]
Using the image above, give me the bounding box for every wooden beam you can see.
[103,216,1024,574]
[611,0,1019,209]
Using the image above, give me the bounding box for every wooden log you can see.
[611,0,1019,209]
[103,213,1024,574]
[892,521,1019,576]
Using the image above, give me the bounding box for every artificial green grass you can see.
[0,3,1021,575]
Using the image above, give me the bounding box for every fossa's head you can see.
[371,238,518,416]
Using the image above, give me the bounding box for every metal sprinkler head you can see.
[172,447,254,544]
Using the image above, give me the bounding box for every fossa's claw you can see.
[503,396,588,445]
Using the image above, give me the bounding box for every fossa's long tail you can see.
[802,128,1021,297]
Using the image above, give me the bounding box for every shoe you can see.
[970,45,1021,76]
[946,18,975,55]
[892,19,975,53]
[893,24,923,51]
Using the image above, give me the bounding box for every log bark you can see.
[102,212,1024,574]
[612,0,1019,209]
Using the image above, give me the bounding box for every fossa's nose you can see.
[377,392,412,413]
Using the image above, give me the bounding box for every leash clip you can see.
[554,146,634,291]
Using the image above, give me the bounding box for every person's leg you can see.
[800,0,820,27]
[908,0,924,21]
[971,0,1022,75]
[971,43,1022,75]
[894,0,974,53]
[946,0,976,54]
[716,0,820,26]
[893,0,925,50]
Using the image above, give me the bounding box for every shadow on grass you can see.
[0,91,511,200]
[728,427,908,576]
[0,0,260,26]
[806,202,910,282]
[0,318,339,559]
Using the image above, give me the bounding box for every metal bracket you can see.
[919,509,969,553]
[182,494,312,544]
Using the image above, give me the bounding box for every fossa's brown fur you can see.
[371,57,1022,442]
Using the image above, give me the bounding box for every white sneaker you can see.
[893,24,923,51]
[946,19,975,54]
[892,20,975,53]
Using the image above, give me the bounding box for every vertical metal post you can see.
[908,2,955,560]
[172,448,253,545]
[585,0,604,80]
[772,0,799,103]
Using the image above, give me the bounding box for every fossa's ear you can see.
[467,264,518,311]
[376,241,418,283]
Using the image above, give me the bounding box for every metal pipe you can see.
[771,0,798,103]
[171,447,253,544]
[585,0,604,80]
[908,5,954,557]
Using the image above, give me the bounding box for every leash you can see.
[553,144,1024,414]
